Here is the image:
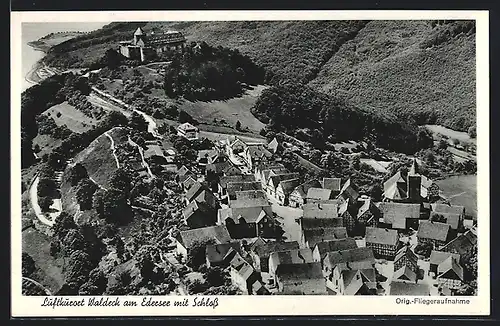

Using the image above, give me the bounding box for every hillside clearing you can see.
[44,101,97,133]
[425,124,475,144]
[32,134,62,157]
[437,174,477,219]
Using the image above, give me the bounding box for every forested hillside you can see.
[41,20,476,132]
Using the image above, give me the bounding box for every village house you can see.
[226,137,248,158]
[378,202,421,230]
[176,225,232,261]
[339,200,358,237]
[356,198,381,233]
[365,227,400,260]
[288,179,321,208]
[323,247,376,294]
[217,205,277,239]
[302,201,339,220]
[181,175,197,193]
[268,248,314,283]
[206,161,242,178]
[228,197,270,209]
[175,165,193,186]
[244,145,273,172]
[417,220,452,248]
[260,167,290,190]
[235,190,267,201]
[229,252,262,295]
[184,181,211,205]
[393,245,419,283]
[389,281,430,296]
[429,250,461,277]
[337,268,378,295]
[182,199,217,229]
[218,175,257,198]
[254,162,285,182]
[429,211,461,231]
[321,177,342,197]
[226,182,263,200]
[249,241,300,273]
[266,173,300,199]
[436,255,464,290]
[312,238,358,263]
[196,149,221,168]
[306,188,333,203]
[275,178,301,206]
[176,122,199,140]
[205,242,243,268]
[119,27,186,61]
[430,203,466,230]
[337,179,360,204]
[302,227,348,249]
[275,263,327,295]
[441,229,477,261]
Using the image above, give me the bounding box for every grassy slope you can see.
[436,175,477,219]
[308,20,476,131]
[44,101,97,134]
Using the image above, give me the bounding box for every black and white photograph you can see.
[11,10,489,316]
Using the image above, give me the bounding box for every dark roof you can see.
[219,175,256,188]
[185,181,207,202]
[278,178,301,195]
[182,200,210,221]
[322,178,342,192]
[339,179,359,201]
[269,248,314,267]
[227,182,262,198]
[176,165,190,176]
[182,176,196,189]
[251,241,300,259]
[314,238,358,259]
[194,190,218,209]
[219,206,273,224]
[365,227,399,246]
[229,252,256,281]
[206,161,239,175]
[417,221,451,242]
[389,281,430,296]
[379,203,421,229]
[430,211,461,230]
[197,149,219,161]
[256,163,284,173]
[431,203,465,216]
[342,268,377,294]
[324,247,375,267]
[177,225,231,249]
[235,190,267,201]
[302,218,343,229]
[395,245,418,264]
[306,188,332,201]
[429,250,461,266]
[303,202,339,219]
[275,262,323,280]
[268,173,300,188]
[247,145,273,159]
[438,256,464,281]
[262,168,289,184]
[291,179,321,198]
[441,230,477,256]
[206,242,242,264]
[304,227,348,248]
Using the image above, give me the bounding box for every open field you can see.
[178,85,267,133]
[425,124,475,144]
[22,228,65,293]
[32,134,62,157]
[437,174,477,219]
[44,101,97,133]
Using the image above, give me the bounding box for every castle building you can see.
[119,27,186,62]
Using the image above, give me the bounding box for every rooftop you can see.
[365,227,399,246]
[324,247,375,267]
[275,262,323,280]
[306,188,333,201]
[417,221,451,242]
[291,179,321,198]
[389,281,430,296]
[379,202,420,229]
[302,202,339,219]
[177,225,231,249]
[304,227,348,248]
[431,203,465,216]
[251,241,300,259]
[218,205,273,224]
[314,238,358,259]
[322,178,342,192]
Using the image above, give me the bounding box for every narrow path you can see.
[128,136,154,179]
[89,176,107,191]
[104,131,120,169]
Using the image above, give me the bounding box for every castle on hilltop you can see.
[119,27,186,62]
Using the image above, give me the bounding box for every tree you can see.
[52,212,78,240]
[78,268,108,295]
[430,213,447,224]
[100,188,132,225]
[235,120,242,131]
[417,127,434,149]
[37,178,57,198]
[468,126,476,139]
[38,196,53,211]
[102,111,128,129]
[76,178,98,210]
[438,138,448,150]
[424,150,436,165]
[65,250,93,287]
[369,184,383,202]
[68,163,88,186]
[22,252,37,277]
[62,229,87,256]
[134,245,157,282]
[92,189,106,214]
[187,239,215,271]
[414,242,433,258]
[205,266,227,287]
[109,168,132,196]
[128,112,148,132]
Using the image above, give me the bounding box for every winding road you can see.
[29,176,61,227]
[104,131,120,169]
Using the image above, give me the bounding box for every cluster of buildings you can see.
[172,135,477,296]
[119,27,187,62]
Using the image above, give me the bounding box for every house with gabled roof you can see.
[339,200,358,237]
[218,175,257,198]
[437,255,464,290]
[226,182,263,200]
[365,227,400,260]
[267,138,279,154]
[176,225,232,260]
[249,241,300,273]
[244,145,273,171]
[441,229,477,261]
[229,251,261,294]
[338,268,378,295]
[206,161,241,179]
[254,162,285,182]
[312,238,358,263]
[261,167,289,189]
[266,173,300,198]
[268,248,314,282]
[217,205,277,239]
[356,198,381,231]
[176,165,194,186]
[275,262,327,295]
[302,227,348,249]
[197,149,221,168]
[235,190,267,201]
[177,122,199,140]
[182,198,217,229]
[275,178,301,206]
[205,241,243,268]
[337,179,360,204]
[181,175,197,192]
[288,179,321,208]
[417,220,452,248]
[185,181,209,204]
[378,202,420,230]
[306,188,333,203]
[321,177,342,196]
[429,250,461,277]
[393,245,419,283]
[430,211,461,230]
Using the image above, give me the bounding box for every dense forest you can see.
[163,42,265,100]
[251,82,419,154]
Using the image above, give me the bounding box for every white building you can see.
[177,122,199,140]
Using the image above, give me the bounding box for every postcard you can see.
[11,10,489,317]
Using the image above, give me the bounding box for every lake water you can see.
[22,22,110,92]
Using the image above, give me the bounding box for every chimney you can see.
[407,175,422,202]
